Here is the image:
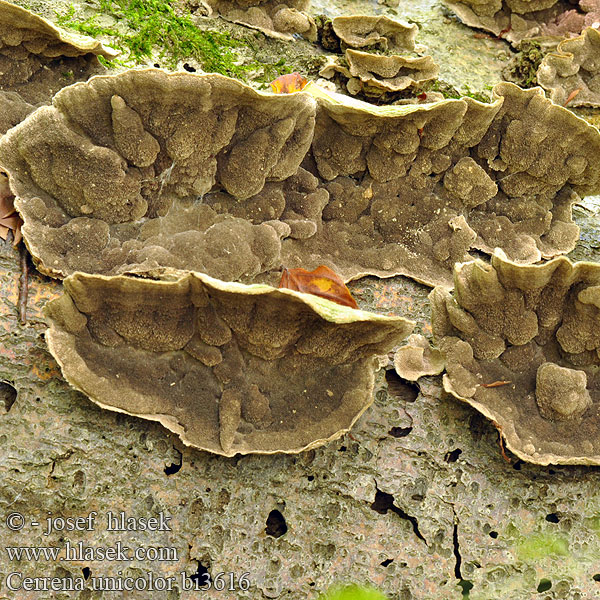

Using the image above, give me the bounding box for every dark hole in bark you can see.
[0,382,17,413]
[389,426,412,438]
[385,370,418,402]
[444,448,462,463]
[265,509,287,538]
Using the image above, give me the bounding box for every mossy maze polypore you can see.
[538,26,600,107]
[202,0,317,41]
[45,271,414,456]
[431,251,600,465]
[2,71,600,289]
[0,0,116,133]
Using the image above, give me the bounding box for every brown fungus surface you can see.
[331,15,418,52]
[345,48,440,92]
[430,250,600,465]
[44,270,414,456]
[202,0,317,40]
[393,333,445,381]
[444,0,567,44]
[2,74,600,288]
[538,26,600,107]
[0,0,116,133]
[0,69,316,281]
[283,81,600,286]
[446,0,600,44]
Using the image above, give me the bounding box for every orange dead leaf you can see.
[279,265,358,309]
[491,419,512,463]
[270,72,309,94]
[0,173,22,246]
[563,87,582,106]
[481,380,512,388]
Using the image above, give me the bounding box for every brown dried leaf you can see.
[270,72,309,94]
[0,174,22,245]
[279,265,359,308]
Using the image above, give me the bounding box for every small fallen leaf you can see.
[0,173,22,246]
[491,419,512,463]
[481,380,512,388]
[563,87,582,106]
[279,265,358,309]
[270,72,309,94]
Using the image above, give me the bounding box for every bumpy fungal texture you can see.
[331,15,418,52]
[0,69,316,280]
[0,0,116,133]
[345,49,439,92]
[393,334,445,381]
[283,81,599,286]
[45,270,414,456]
[538,27,600,107]
[2,74,600,288]
[203,0,317,40]
[431,250,600,465]
[0,91,35,136]
[444,0,571,45]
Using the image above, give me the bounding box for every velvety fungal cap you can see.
[204,0,316,40]
[45,270,414,456]
[0,69,316,281]
[443,0,569,45]
[538,27,600,107]
[393,334,445,381]
[2,73,600,289]
[331,15,418,52]
[345,49,440,92]
[431,250,600,465]
[0,0,116,108]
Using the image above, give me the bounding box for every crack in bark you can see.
[452,506,462,580]
[371,484,427,545]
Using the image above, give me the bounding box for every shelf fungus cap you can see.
[535,362,592,421]
[345,49,439,93]
[0,69,316,281]
[443,0,567,45]
[0,0,117,133]
[331,15,418,52]
[2,75,600,290]
[393,334,445,381]
[431,249,600,465]
[538,27,600,108]
[44,270,414,456]
[204,0,316,41]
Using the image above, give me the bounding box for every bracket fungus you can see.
[202,0,317,40]
[345,49,439,93]
[538,26,600,107]
[0,69,316,281]
[1,71,600,289]
[430,250,600,465]
[446,0,600,44]
[320,49,439,97]
[331,15,418,52]
[44,270,413,456]
[0,0,116,133]
[393,334,445,381]
[293,81,600,286]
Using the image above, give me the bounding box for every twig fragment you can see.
[18,245,28,324]
[563,87,582,106]
[480,380,511,388]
